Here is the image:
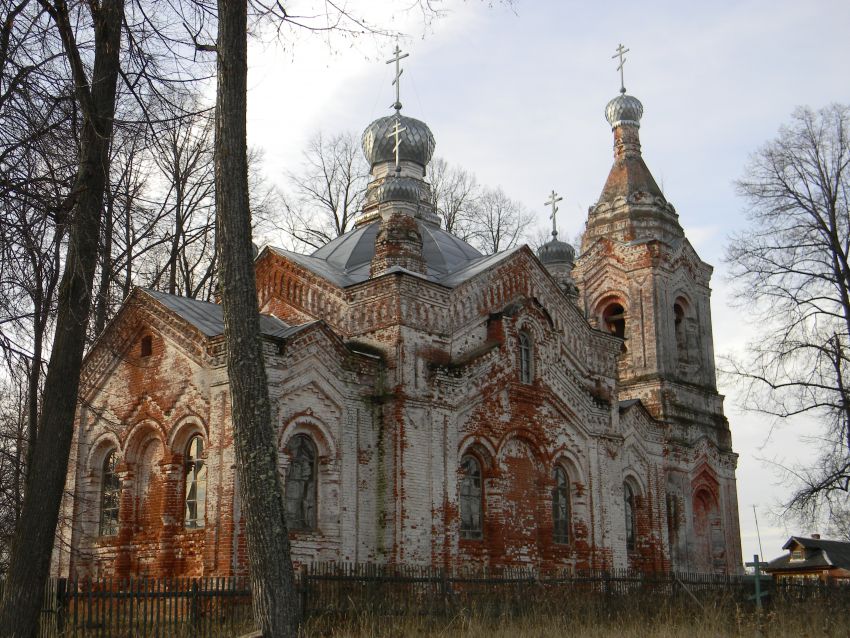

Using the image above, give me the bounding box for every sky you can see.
[242,0,850,566]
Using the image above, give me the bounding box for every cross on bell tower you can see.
[612,43,630,94]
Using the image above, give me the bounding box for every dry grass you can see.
[300,597,850,638]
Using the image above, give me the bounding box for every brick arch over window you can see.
[601,299,627,340]
[279,415,337,461]
[167,417,208,456]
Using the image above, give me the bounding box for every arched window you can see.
[284,434,317,531]
[518,332,533,384]
[184,435,207,529]
[459,455,483,539]
[624,482,637,552]
[99,451,120,536]
[603,303,626,339]
[552,466,571,544]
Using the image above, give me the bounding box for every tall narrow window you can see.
[184,435,207,529]
[140,335,153,357]
[460,455,483,539]
[552,466,571,544]
[284,434,317,531]
[624,482,637,551]
[674,303,687,361]
[519,332,533,384]
[99,451,120,536]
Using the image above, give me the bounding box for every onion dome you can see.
[605,93,644,129]
[365,175,423,207]
[361,114,436,168]
[537,237,575,265]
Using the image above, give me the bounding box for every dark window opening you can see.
[603,303,626,339]
[184,435,207,529]
[140,335,153,357]
[460,455,483,540]
[624,482,637,552]
[553,466,571,544]
[674,303,687,361]
[284,434,317,531]
[519,332,533,384]
[99,451,120,536]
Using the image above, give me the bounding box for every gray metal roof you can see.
[766,536,850,572]
[143,288,300,339]
[272,220,497,289]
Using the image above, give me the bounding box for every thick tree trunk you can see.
[214,2,299,636]
[0,1,124,636]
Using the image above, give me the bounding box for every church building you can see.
[54,53,742,579]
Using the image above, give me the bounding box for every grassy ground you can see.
[300,598,850,637]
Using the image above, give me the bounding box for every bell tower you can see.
[573,49,741,573]
[574,84,723,438]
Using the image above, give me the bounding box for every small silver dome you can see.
[362,114,435,167]
[605,93,644,129]
[537,237,575,265]
[366,176,423,207]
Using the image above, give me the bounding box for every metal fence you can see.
[26,564,850,637]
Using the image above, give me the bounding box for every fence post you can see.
[299,564,309,620]
[55,578,67,635]
[440,568,450,617]
[190,578,200,632]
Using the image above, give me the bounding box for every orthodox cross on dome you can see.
[545,189,563,237]
[387,117,407,172]
[612,43,630,94]
[386,43,409,112]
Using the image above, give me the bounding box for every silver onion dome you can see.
[605,93,644,129]
[361,114,436,167]
[365,175,423,207]
[537,237,575,265]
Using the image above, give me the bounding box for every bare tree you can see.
[151,97,216,297]
[726,104,850,535]
[428,156,478,239]
[0,0,124,633]
[280,131,367,251]
[466,186,533,255]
